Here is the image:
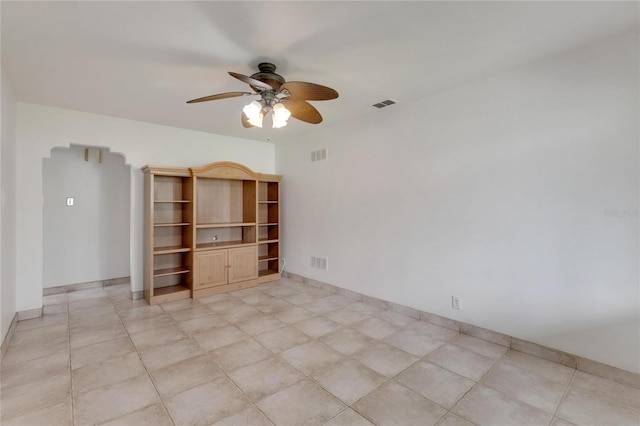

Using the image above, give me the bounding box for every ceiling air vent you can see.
[373,99,397,109]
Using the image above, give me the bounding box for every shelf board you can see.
[258,239,279,244]
[258,256,279,262]
[258,270,279,277]
[154,200,190,203]
[196,222,256,229]
[154,222,190,227]
[153,284,190,297]
[153,267,190,277]
[258,200,278,204]
[154,245,191,255]
[258,223,278,226]
[195,241,255,251]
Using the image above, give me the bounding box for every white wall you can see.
[1,68,18,344]
[43,146,130,288]
[276,31,639,373]
[16,105,274,311]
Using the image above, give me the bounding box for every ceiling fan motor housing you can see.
[250,62,285,91]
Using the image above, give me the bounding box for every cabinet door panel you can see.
[228,246,258,284]
[194,251,227,289]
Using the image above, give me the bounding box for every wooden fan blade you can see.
[241,112,253,128]
[285,100,323,124]
[186,92,252,103]
[280,81,338,101]
[228,72,273,91]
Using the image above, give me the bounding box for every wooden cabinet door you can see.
[193,250,227,289]
[228,246,258,284]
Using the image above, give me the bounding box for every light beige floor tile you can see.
[1,335,69,367]
[70,322,128,349]
[68,296,112,311]
[257,379,345,426]
[501,350,575,384]
[123,313,175,335]
[69,303,116,321]
[117,305,164,322]
[129,323,186,350]
[352,342,418,377]
[271,306,316,324]
[193,325,246,351]
[69,312,122,333]
[67,288,109,302]
[220,304,263,323]
[71,336,135,370]
[231,290,275,305]
[44,302,69,314]
[396,361,475,409]
[324,408,375,426]
[160,298,202,312]
[280,341,344,376]
[481,361,569,413]
[319,327,377,355]
[407,321,459,341]
[0,372,71,421]
[100,403,173,426]
[1,401,72,426]
[326,306,372,325]
[556,371,640,425]
[427,343,498,381]
[352,317,400,340]
[254,297,294,314]
[237,315,286,336]
[229,357,304,400]
[139,338,203,371]
[551,417,578,426]
[72,352,146,395]
[165,377,249,426]
[281,289,325,305]
[343,302,384,316]
[353,381,447,426]
[254,326,310,353]
[74,374,160,426]
[312,359,387,404]
[43,293,68,306]
[452,385,552,426]
[111,298,148,312]
[448,333,509,360]
[263,285,301,299]
[177,313,229,335]
[208,338,273,372]
[374,310,419,327]
[207,298,251,314]
[437,413,476,426]
[168,304,215,322]
[151,354,223,398]
[212,404,274,426]
[383,328,446,357]
[294,316,342,338]
[196,292,235,304]
[1,351,69,391]
[13,312,67,332]
[9,322,68,347]
[302,294,355,314]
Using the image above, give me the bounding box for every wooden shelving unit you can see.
[142,162,281,304]
[142,168,193,305]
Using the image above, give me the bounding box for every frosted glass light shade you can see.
[272,103,291,128]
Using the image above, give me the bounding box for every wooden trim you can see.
[140,165,191,177]
[190,161,257,180]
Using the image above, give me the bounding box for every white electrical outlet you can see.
[452,296,461,310]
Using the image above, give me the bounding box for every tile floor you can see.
[1,278,639,426]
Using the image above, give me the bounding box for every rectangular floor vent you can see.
[311,148,328,162]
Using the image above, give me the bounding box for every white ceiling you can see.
[2,1,638,143]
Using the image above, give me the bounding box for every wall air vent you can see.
[311,148,328,162]
[373,99,397,109]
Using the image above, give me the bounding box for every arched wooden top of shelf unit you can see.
[190,161,281,181]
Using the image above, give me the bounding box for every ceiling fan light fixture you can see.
[243,100,264,127]
[272,103,291,128]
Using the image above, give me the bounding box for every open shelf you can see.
[153,284,190,297]
[195,240,254,250]
[154,222,190,227]
[258,269,279,278]
[153,245,190,254]
[155,200,190,203]
[153,266,189,277]
[197,222,255,228]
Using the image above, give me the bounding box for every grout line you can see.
[551,367,577,422]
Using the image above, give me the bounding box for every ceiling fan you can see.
[187,62,338,129]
